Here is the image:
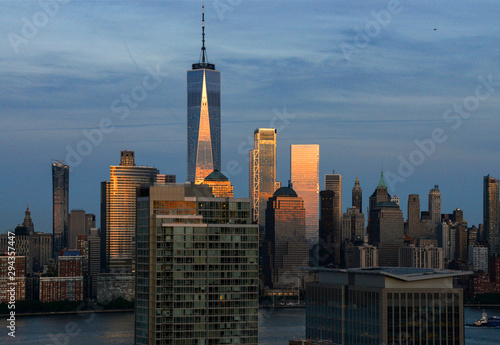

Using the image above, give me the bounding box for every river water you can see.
[1,307,499,344]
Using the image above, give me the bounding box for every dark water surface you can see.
[1,307,499,344]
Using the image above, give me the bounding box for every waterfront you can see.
[2,307,500,344]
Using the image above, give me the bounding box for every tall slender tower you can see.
[187,3,221,183]
[484,175,499,257]
[325,171,342,242]
[352,176,362,210]
[52,161,69,257]
[428,185,441,234]
[407,194,421,239]
[290,144,319,245]
[249,128,278,228]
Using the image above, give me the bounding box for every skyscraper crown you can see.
[192,3,215,70]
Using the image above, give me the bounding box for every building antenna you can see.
[200,2,207,64]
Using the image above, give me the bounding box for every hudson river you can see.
[2,307,499,344]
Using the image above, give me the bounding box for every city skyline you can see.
[1,1,500,232]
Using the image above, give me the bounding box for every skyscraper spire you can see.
[201,2,206,64]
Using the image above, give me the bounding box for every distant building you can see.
[399,245,444,269]
[484,175,499,257]
[318,190,340,267]
[341,207,365,244]
[155,174,176,183]
[291,145,319,245]
[343,244,378,268]
[351,176,362,211]
[306,267,470,345]
[39,277,83,302]
[438,220,456,262]
[324,171,342,242]
[264,185,309,289]
[52,161,69,257]
[390,195,400,206]
[101,151,159,273]
[202,169,234,197]
[58,255,83,277]
[0,255,26,303]
[97,273,134,302]
[429,185,442,234]
[407,194,421,238]
[87,228,101,298]
[469,245,488,272]
[68,210,95,249]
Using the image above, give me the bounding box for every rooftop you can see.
[274,186,298,197]
[306,266,472,282]
[204,169,229,181]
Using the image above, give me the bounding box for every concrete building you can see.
[0,255,26,303]
[407,194,421,239]
[68,210,95,249]
[343,244,378,268]
[39,276,83,302]
[97,273,134,302]
[469,245,489,272]
[351,176,362,211]
[399,245,444,269]
[306,267,470,345]
[428,185,442,235]
[341,207,365,244]
[134,183,259,345]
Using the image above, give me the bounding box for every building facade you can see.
[101,151,159,273]
[484,175,499,257]
[290,144,319,245]
[306,267,469,345]
[135,183,259,345]
[351,177,362,211]
[428,185,442,235]
[407,194,421,239]
[202,169,234,197]
[52,161,69,257]
[399,245,444,269]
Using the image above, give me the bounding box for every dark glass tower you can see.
[187,4,221,183]
[52,161,69,257]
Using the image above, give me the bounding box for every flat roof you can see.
[305,267,472,282]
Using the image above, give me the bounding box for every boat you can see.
[474,310,500,327]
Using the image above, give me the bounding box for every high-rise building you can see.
[484,175,499,257]
[343,244,378,268]
[250,128,278,229]
[263,185,309,289]
[68,210,95,249]
[341,207,365,244]
[23,205,34,235]
[324,171,342,245]
[290,144,319,245]
[135,183,258,345]
[87,228,101,298]
[351,176,362,211]
[438,220,457,262]
[187,4,221,183]
[306,267,469,345]
[399,245,444,269]
[369,201,405,267]
[390,195,400,206]
[101,151,159,273]
[52,161,69,256]
[469,245,488,272]
[202,169,234,197]
[368,171,390,233]
[318,190,340,267]
[429,185,442,234]
[407,194,420,239]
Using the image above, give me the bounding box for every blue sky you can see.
[0,0,499,233]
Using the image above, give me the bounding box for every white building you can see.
[468,245,488,272]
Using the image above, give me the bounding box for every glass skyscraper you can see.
[291,144,319,245]
[52,161,69,257]
[187,5,221,184]
[101,151,159,273]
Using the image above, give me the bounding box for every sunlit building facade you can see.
[291,145,319,245]
[202,169,234,197]
[135,183,258,345]
[101,151,159,273]
[484,175,499,257]
[250,128,279,227]
[187,6,221,184]
[263,186,309,289]
[52,161,69,257]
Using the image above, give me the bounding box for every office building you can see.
[341,207,365,244]
[290,144,319,245]
[68,210,95,249]
[343,244,378,268]
[325,171,342,231]
[306,267,470,345]
[319,190,340,267]
[368,201,404,267]
[407,194,421,239]
[484,175,499,256]
[52,161,69,256]
[187,4,221,183]
[351,176,362,211]
[97,273,134,302]
[101,151,159,273]
[87,228,101,298]
[134,183,258,345]
[438,220,457,262]
[249,128,278,227]
[428,185,442,234]
[264,185,309,288]
[390,195,400,206]
[156,174,176,183]
[202,169,234,197]
[368,171,390,233]
[0,255,26,303]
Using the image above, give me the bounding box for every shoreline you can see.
[0,309,134,317]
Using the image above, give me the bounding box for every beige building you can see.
[399,245,444,269]
[202,169,234,197]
